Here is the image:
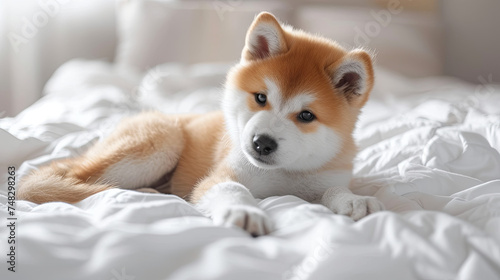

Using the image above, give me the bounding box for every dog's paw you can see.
[212,205,271,236]
[328,194,384,221]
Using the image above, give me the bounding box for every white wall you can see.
[441,0,500,84]
[0,0,117,117]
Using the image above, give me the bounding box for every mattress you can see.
[1,59,499,280]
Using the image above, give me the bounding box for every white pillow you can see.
[136,62,232,114]
[115,0,291,71]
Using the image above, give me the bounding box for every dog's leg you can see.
[321,186,384,221]
[190,164,271,236]
[19,112,184,204]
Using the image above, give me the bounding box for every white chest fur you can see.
[228,152,352,203]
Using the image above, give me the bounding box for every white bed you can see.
[1,58,500,280]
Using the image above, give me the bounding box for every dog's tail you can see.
[17,159,113,204]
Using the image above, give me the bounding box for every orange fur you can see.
[17,159,113,204]
[72,112,184,183]
[189,163,236,203]
[169,112,227,199]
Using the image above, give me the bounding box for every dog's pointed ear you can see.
[328,49,375,108]
[241,12,288,62]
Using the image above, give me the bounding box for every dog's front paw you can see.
[328,194,384,221]
[212,205,271,236]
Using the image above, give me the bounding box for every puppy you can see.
[18,12,384,236]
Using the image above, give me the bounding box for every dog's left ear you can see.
[328,49,375,108]
[241,12,288,62]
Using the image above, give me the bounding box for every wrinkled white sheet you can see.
[1,60,500,280]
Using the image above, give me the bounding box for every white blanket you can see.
[1,60,499,280]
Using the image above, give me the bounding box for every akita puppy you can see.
[19,12,384,236]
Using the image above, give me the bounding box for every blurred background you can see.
[0,0,499,117]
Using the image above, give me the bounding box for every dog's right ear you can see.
[241,12,288,63]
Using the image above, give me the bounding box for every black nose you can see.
[253,134,278,155]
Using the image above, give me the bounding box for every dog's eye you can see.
[297,111,315,122]
[254,93,267,106]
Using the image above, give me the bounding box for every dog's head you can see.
[223,12,374,171]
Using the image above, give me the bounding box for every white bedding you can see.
[1,60,500,280]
